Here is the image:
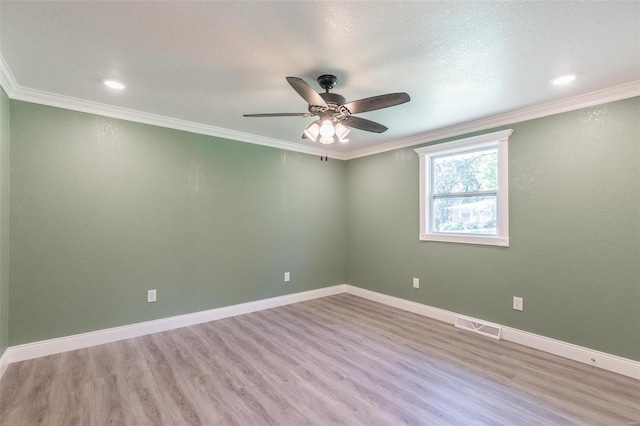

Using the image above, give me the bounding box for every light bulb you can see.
[319,120,336,138]
[550,72,577,85]
[319,136,334,145]
[103,79,126,90]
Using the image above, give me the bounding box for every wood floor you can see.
[1,294,638,425]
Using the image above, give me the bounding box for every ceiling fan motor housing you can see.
[309,92,348,116]
[319,92,346,107]
[317,74,338,91]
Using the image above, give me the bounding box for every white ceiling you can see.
[1,1,639,158]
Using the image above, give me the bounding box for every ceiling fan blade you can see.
[286,77,328,107]
[342,92,410,114]
[243,113,311,117]
[302,132,308,139]
[341,116,388,133]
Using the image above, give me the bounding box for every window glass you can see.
[433,195,497,235]
[432,148,497,194]
[414,129,512,246]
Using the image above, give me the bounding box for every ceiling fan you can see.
[243,74,410,148]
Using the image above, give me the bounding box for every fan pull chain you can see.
[319,146,328,161]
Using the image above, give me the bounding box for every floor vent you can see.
[455,316,502,340]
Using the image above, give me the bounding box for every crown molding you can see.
[1,51,636,162]
[9,86,348,160]
[345,80,640,160]
[0,54,347,160]
[0,54,18,97]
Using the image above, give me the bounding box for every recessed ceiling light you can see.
[550,72,578,85]
[102,79,126,90]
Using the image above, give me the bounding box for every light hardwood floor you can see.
[1,294,638,425]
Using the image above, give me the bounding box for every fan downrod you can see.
[317,74,338,92]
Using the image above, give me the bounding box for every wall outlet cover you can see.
[148,289,157,303]
[413,278,419,289]
[513,296,523,311]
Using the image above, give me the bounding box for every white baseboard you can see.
[345,285,458,324]
[0,348,9,379]
[1,283,638,382]
[0,284,346,378]
[343,285,640,380]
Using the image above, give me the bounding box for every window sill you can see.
[419,233,509,247]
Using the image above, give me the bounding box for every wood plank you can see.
[1,294,638,425]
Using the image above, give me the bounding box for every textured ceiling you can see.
[1,1,639,156]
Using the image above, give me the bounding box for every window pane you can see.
[433,148,497,194]
[433,196,497,235]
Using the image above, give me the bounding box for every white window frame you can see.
[414,129,512,247]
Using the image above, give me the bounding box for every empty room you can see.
[0,1,638,425]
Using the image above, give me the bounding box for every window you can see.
[414,129,512,246]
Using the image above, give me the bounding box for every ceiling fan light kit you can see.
[319,120,335,138]
[244,74,409,149]
[304,120,350,144]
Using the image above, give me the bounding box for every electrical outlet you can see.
[513,296,523,311]
[413,278,419,289]
[147,289,157,303]
[284,272,290,282]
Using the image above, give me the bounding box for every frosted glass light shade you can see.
[319,120,336,138]
[335,122,350,142]
[304,122,320,141]
[319,136,334,145]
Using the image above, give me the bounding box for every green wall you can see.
[9,101,346,346]
[6,96,640,361]
[0,87,9,357]
[346,97,640,360]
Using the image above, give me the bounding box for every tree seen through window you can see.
[432,148,497,234]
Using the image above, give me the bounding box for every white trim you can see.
[0,349,9,379]
[499,327,640,381]
[10,86,348,161]
[0,54,347,161]
[418,233,509,247]
[415,130,511,247]
[413,129,514,156]
[1,284,638,382]
[1,52,637,161]
[346,285,457,324]
[0,53,13,381]
[0,54,18,97]
[497,138,509,244]
[346,80,640,160]
[343,285,640,380]
[1,285,346,371]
